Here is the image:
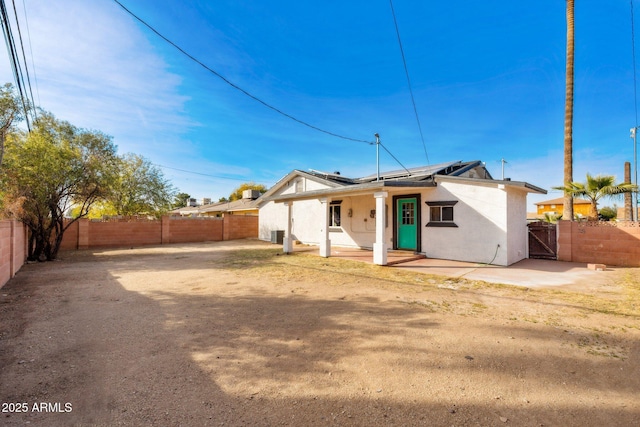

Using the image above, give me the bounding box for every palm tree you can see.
[554,174,639,220]
[563,0,575,221]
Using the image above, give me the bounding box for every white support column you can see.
[373,191,388,265]
[283,201,293,254]
[319,198,331,257]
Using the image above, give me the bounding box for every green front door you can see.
[397,197,417,250]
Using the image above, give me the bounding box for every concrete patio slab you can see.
[304,246,623,289]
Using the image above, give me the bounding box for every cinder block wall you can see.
[166,218,223,243]
[557,221,640,267]
[59,221,79,251]
[0,220,27,288]
[59,216,258,250]
[223,215,259,241]
[88,220,162,248]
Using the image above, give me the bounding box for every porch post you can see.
[319,198,331,257]
[283,201,293,254]
[373,191,388,265]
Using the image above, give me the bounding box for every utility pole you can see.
[631,127,638,221]
[375,133,380,182]
[501,158,507,180]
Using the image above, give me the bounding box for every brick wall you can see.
[59,215,258,250]
[0,220,27,289]
[88,220,162,248]
[223,215,259,241]
[166,217,223,243]
[60,220,79,251]
[557,220,640,267]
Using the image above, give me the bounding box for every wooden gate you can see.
[528,222,557,260]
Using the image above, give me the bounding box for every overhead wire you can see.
[19,0,39,108]
[388,0,430,165]
[10,0,36,121]
[379,141,410,174]
[155,164,267,184]
[0,0,30,130]
[111,0,372,145]
[111,1,419,177]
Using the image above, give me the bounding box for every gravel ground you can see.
[0,240,639,426]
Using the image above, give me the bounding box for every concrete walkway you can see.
[312,246,624,289]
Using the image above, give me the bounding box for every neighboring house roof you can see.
[263,161,544,203]
[171,197,261,216]
[170,205,203,216]
[535,197,590,206]
[198,198,260,214]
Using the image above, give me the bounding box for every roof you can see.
[355,160,492,182]
[433,175,546,194]
[263,161,544,203]
[198,198,260,213]
[534,197,590,206]
[263,179,437,203]
[171,197,261,216]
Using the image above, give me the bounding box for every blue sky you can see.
[0,1,637,211]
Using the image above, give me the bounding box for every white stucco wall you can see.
[260,174,532,266]
[423,181,510,265]
[259,190,383,248]
[326,195,380,248]
[505,187,529,265]
[259,175,339,244]
[422,180,531,266]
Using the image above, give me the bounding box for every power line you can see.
[155,163,267,184]
[113,1,414,177]
[19,0,40,108]
[379,141,410,175]
[10,0,36,121]
[0,0,30,129]
[388,0,430,165]
[111,0,372,145]
[0,0,36,129]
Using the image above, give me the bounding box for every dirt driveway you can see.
[1,240,639,426]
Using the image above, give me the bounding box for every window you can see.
[401,202,415,225]
[330,201,341,227]
[425,201,458,227]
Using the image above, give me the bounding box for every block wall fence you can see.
[60,215,259,250]
[557,220,640,267]
[0,220,27,289]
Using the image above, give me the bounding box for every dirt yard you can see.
[1,240,639,426]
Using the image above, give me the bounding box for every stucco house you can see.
[171,190,261,217]
[259,160,546,266]
[534,197,590,219]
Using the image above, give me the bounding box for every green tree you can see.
[542,212,562,224]
[1,112,118,260]
[106,153,176,218]
[598,206,617,221]
[172,192,191,209]
[554,174,638,220]
[229,182,267,201]
[0,83,26,169]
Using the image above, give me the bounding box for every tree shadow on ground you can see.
[0,244,638,426]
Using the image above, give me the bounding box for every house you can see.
[198,196,260,217]
[259,160,546,266]
[171,190,261,217]
[534,197,590,219]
